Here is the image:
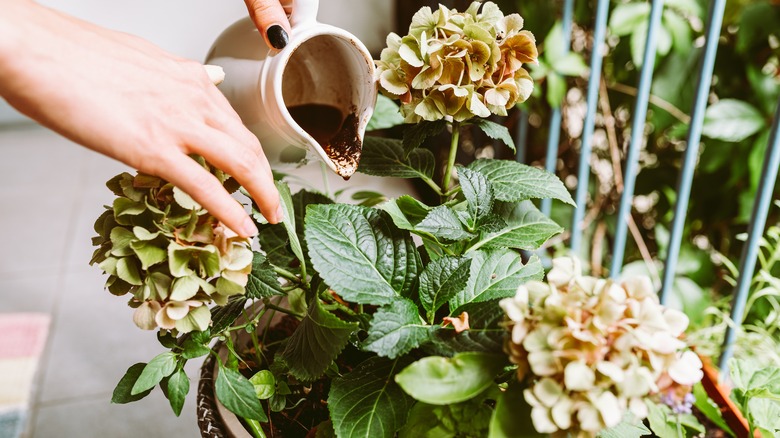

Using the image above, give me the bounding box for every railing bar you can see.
[542,0,575,216]
[570,0,610,253]
[609,0,666,278]
[515,109,529,163]
[659,0,727,304]
[719,96,780,371]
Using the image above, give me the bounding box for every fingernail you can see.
[267,25,289,50]
[275,204,285,223]
[241,217,259,237]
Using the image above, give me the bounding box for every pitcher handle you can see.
[285,0,318,28]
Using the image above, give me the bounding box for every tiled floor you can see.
[0,124,413,437]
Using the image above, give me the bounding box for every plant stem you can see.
[244,418,267,438]
[263,302,304,319]
[441,121,461,199]
[273,266,302,285]
[421,176,445,196]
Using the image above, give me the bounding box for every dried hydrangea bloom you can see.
[91,161,252,334]
[375,1,537,123]
[500,257,704,436]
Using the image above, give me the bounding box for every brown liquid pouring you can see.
[286,104,362,180]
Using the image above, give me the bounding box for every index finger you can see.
[244,0,291,50]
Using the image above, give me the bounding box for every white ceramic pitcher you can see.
[205,0,377,179]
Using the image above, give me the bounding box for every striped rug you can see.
[0,314,49,438]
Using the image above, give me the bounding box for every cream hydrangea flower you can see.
[499,257,704,437]
[375,1,537,123]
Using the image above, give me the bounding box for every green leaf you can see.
[246,252,283,299]
[215,365,268,422]
[692,383,734,437]
[630,20,672,67]
[468,119,515,152]
[131,352,177,395]
[402,119,448,154]
[542,21,566,63]
[473,201,563,251]
[702,99,766,142]
[645,401,678,438]
[329,357,415,438]
[363,298,430,359]
[399,402,456,438]
[181,338,211,360]
[468,159,575,205]
[416,206,475,241]
[379,196,432,232]
[458,167,493,222]
[608,3,650,36]
[112,363,153,404]
[736,2,780,54]
[210,297,249,334]
[429,300,506,355]
[166,369,190,417]
[489,383,543,438]
[282,299,358,381]
[551,53,589,77]
[359,137,436,179]
[546,73,566,108]
[451,251,543,311]
[367,94,405,131]
[749,398,780,435]
[419,256,472,321]
[663,10,691,54]
[305,204,420,305]
[276,181,305,267]
[597,413,652,438]
[249,370,276,400]
[395,352,504,405]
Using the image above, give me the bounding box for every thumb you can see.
[244,0,292,50]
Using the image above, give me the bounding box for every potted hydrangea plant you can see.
[90,2,744,437]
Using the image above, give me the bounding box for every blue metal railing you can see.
[514,0,780,369]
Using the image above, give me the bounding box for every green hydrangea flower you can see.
[90,159,251,334]
[375,1,538,123]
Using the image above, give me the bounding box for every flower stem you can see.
[441,121,461,200]
[244,418,267,438]
[263,302,304,319]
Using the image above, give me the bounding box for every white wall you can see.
[0,0,394,124]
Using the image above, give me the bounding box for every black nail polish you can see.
[267,25,289,50]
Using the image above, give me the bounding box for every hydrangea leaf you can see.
[359,137,436,180]
[215,365,268,422]
[305,204,420,305]
[488,382,541,438]
[450,250,543,311]
[363,298,430,359]
[282,299,358,381]
[429,300,506,356]
[210,297,249,334]
[378,196,432,232]
[457,166,494,221]
[416,206,475,241]
[596,413,652,438]
[329,357,414,438]
[276,181,305,268]
[468,159,575,205]
[110,227,136,257]
[367,94,405,131]
[472,201,563,251]
[245,252,284,299]
[395,352,504,405]
[419,256,472,321]
[116,257,143,286]
[402,120,448,155]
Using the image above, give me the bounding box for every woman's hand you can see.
[244,0,293,50]
[0,1,282,237]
